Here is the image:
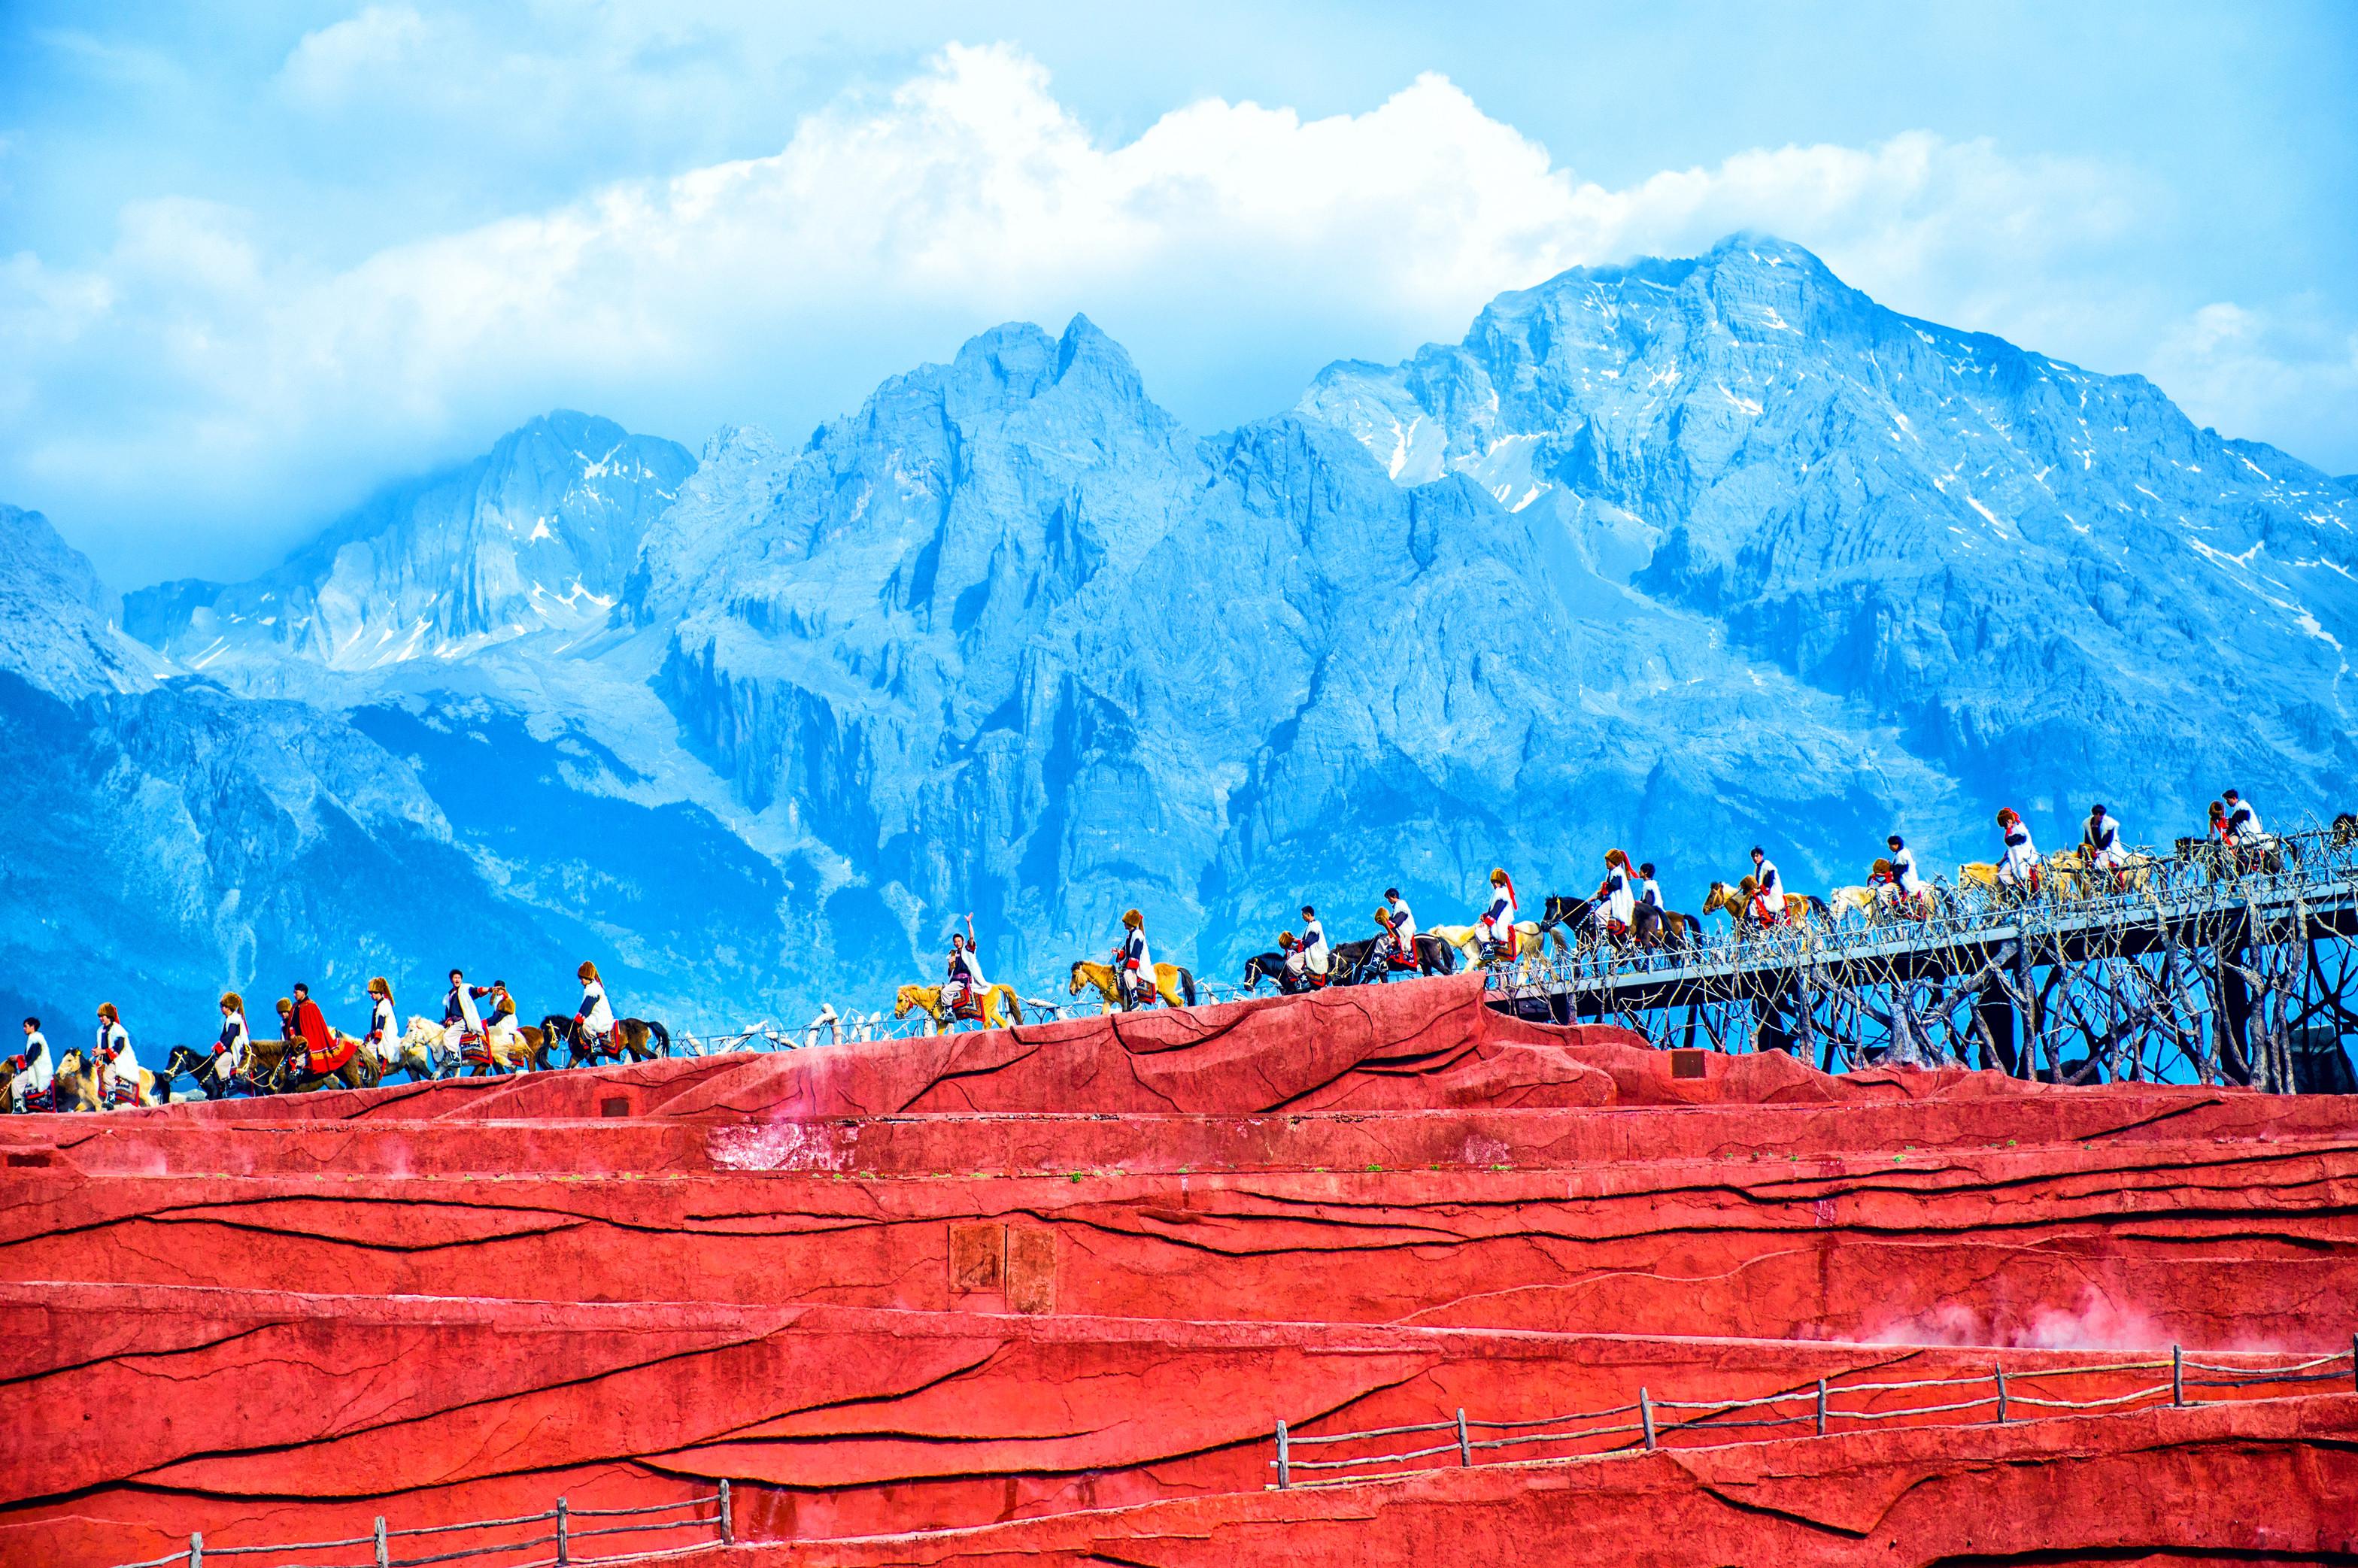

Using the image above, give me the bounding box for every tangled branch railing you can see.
[107,1482,732,1568]
[1267,1343,2358,1490]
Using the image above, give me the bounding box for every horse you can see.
[2047,846,2159,901]
[536,1014,668,1069]
[0,1057,53,1112]
[1828,884,1880,924]
[1329,932,1460,984]
[414,1014,533,1076]
[50,1045,165,1109]
[1426,921,1555,963]
[895,984,1024,1031]
[369,1018,449,1081]
[1241,952,1300,993]
[246,1029,381,1094]
[161,1044,241,1100]
[1539,893,1698,952]
[1704,881,1826,934]
[1070,958,1197,1011]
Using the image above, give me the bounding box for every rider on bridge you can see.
[1117,910,1155,1008]
[1747,847,1785,927]
[1996,809,2041,895]
[1298,906,1331,984]
[1879,834,1929,916]
[2083,805,2129,885]
[1598,850,1638,938]
[1478,869,1519,961]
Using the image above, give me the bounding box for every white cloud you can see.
[278,5,451,108]
[5,40,2341,581]
[2149,299,2358,465]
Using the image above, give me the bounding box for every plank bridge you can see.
[1486,821,2358,1091]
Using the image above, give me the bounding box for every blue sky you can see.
[3,2,2354,584]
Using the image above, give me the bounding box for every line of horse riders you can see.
[4,960,679,1113]
[913,790,2334,1023]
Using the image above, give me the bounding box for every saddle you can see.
[106,1079,141,1109]
[946,993,988,1023]
[306,1033,357,1075]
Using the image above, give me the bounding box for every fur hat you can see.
[220,992,244,1014]
[1122,908,1143,928]
[578,960,601,983]
[368,976,390,999]
[96,1002,119,1024]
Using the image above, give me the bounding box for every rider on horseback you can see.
[1878,834,1930,916]
[289,983,339,1075]
[94,1002,141,1109]
[1746,848,1785,927]
[1598,850,1637,940]
[1116,910,1155,1009]
[9,1018,51,1112]
[1279,930,1328,990]
[364,978,396,1067]
[575,961,615,1053]
[1995,810,2041,896]
[943,918,988,1019]
[214,993,251,1083]
[2083,805,2129,887]
[1298,906,1331,986]
[1478,869,1519,963]
[442,968,485,1058]
[1384,889,1418,962]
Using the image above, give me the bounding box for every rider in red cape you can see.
[289,983,347,1073]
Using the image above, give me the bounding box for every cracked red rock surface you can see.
[4,980,2353,1565]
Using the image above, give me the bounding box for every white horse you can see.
[391,1016,457,1081]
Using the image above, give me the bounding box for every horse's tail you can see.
[1428,935,1458,975]
[648,1019,672,1057]
[1002,989,1024,1026]
[1178,967,1197,1007]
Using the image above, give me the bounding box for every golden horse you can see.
[1426,921,1559,962]
[895,982,1025,1030]
[50,1047,164,1110]
[1069,959,1197,1011]
[2045,846,2158,901]
[1703,879,1824,933]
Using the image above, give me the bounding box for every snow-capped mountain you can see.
[26,237,2358,1039]
[1298,237,2358,814]
[126,412,692,687]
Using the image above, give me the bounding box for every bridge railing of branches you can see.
[1486,817,2358,1090]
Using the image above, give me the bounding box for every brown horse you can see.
[1704,879,1828,934]
[247,1029,382,1093]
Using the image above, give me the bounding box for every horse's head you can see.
[1067,961,1090,996]
[892,988,918,1020]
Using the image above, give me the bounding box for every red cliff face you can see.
[5,980,2355,1566]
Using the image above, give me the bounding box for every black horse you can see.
[161,1043,241,1100]
[1330,933,1459,984]
[1242,952,1318,994]
[1540,892,1698,951]
[536,1014,672,1070]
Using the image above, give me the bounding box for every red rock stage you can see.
[4,976,2355,1565]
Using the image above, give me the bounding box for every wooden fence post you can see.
[720,1479,734,1544]
[1275,1420,1291,1489]
[1994,1367,2008,1424]
[555,1497,569,1566]
[1815,1378,1828,1437]
[1455,1409,1472,1466]
[188,1533,202,1568]
[374,1516,388,1568]
[2172,1345,2184,1406]
[1640,1388,1656,1451]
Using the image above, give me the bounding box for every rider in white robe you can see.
[442,972,484,1057]
[1385,889,1418,960]
[1479,872,1518,954]
[2083,805,2128,871]
[10,1022,50,1112]
[96,1015,140,1108]
[1997,815,2041,890]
